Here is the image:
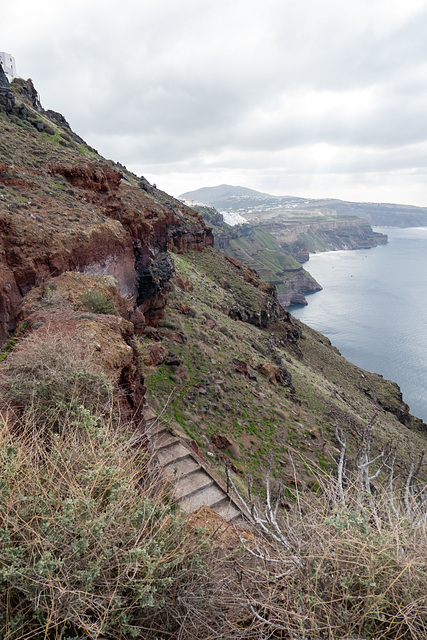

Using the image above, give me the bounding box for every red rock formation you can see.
[0,78,213,345]
[144,344,168,367]
[6,273,146,422]
[0,157,213,345]
[256,361,285,384]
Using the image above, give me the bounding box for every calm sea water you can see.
[290,227,427,423]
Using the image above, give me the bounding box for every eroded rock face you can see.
[0,64,15,113]
[220,254,295,329]
[0,157,213,344]
[264,217,388,257]
[50,162,122,193]
[0,75,214,345]
[10,273,146,422]
[167,217,214,253]
[277,271,323,308]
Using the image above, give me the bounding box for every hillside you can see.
[143,245,426,484]
[1,69,427,639]
[181,186,389,271]
[1,66,425,493]
[181,184,427,227]
[188,203,322,306]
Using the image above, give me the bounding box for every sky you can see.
[1,0,427,205]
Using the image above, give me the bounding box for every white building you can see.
[0,52,17,81]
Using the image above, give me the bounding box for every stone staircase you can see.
[143,407,245,525]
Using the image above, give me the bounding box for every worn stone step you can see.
[174,470,213,500]
[179,483,225,513]
[143,408,158,424]
[156,442,191,467]
[163,455,200,479]
[144,406,246,525]
[152,430,177,450]
[210,496,242,521]
[229,514,250,530]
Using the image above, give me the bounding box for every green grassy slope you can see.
[141,247,426,495]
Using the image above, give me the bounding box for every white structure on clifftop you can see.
[0,52,17,81]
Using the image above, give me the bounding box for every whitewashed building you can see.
[0,52,17,81]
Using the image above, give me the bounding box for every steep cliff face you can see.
[188,208,323,308]
[277,270,322,307]
[265,217,388,259]
[0,85,213,345]
[1,71,425,516]
[0,64,15,113]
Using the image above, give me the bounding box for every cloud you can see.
[1,0,427,205]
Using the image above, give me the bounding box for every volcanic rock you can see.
[144,344,168,367]
[231,359,249,376]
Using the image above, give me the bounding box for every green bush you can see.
[0,322,28,364]
[0,414,208,640]
[80,289,117,315]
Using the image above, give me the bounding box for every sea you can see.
[289,227,427,424]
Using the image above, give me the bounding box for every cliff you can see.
[1,73,425,490]
[260,216,388,260]
[189,205,322,306]
[1,73,426,640]
[0,76,213,345]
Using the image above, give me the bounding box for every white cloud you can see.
[1,0,427,205]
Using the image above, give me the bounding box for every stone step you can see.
[162,455,200,480]
[174,470,213,500]
[179,483,225,513]
[210,496,242,521]
[152,429,177,450]
[156,442,191,467]
[143,407,158,424]
[145,406,247,525]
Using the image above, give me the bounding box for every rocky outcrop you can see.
[0,74,215,346]
[277,269,323,307]
[9,273,146,421]
[10,77,42,111]
[217,255,289,328]
[167,217,214,253]
[278,291,308,307]
[265,217,387,259]
[0,64,14,113]
[0,155,213,345]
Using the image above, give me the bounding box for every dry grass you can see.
[0,410,214,640]
[1,331,426,639]
[222,465,427,639]
[1,333,112,432]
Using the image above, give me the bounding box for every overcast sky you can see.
[2,0,427,205]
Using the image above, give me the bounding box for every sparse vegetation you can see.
[225,436,427,640]
[80,289,117,315]
[0,411,210,640]
[1,70,427,640]
[3,334,112,431]
[0,322,28,364]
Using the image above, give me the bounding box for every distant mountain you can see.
[180,184,274,202]
[180,184,309,212]
[180,185,427,227]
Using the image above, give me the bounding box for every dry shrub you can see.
[0,412,213,640]
[2,332,426,639]
[223,466,427,639]
[2,333,112,430]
